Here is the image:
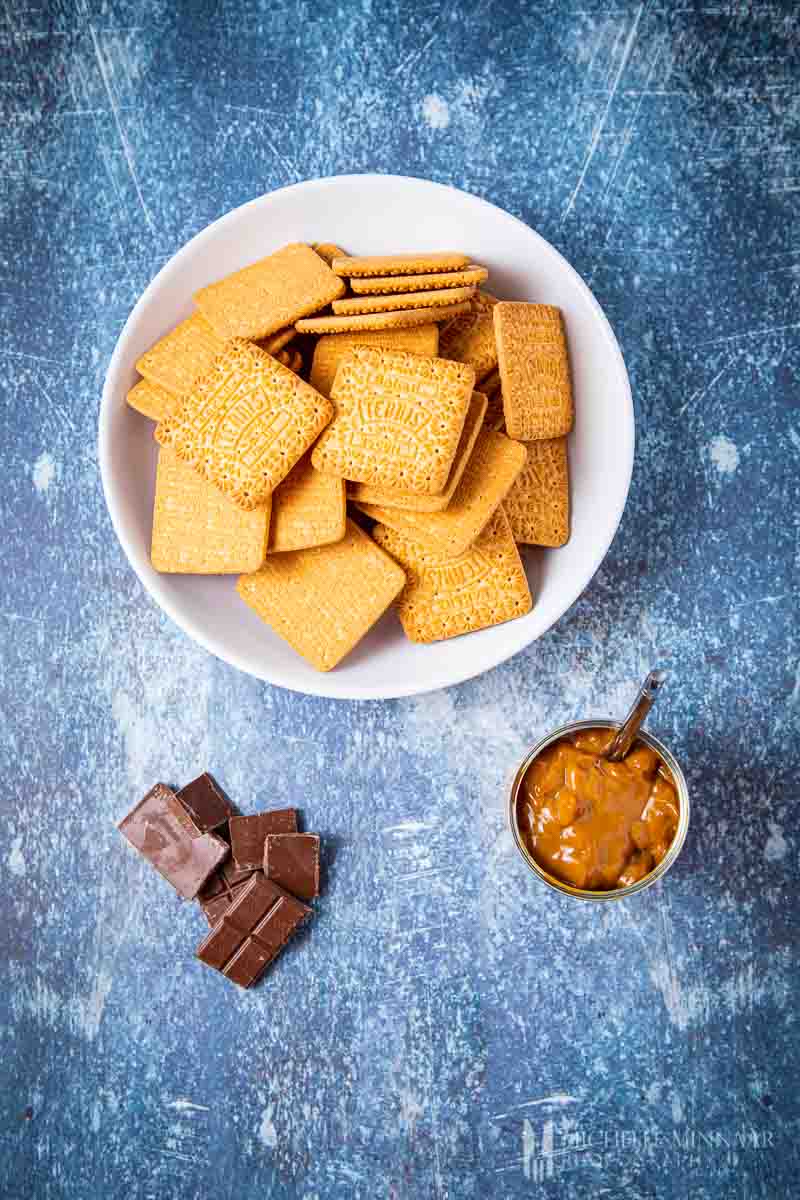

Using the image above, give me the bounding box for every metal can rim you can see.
[507,718,690,901]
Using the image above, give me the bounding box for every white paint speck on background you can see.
[166,1098,210,1113]
[398,1088,424,1136]
[259,1104,278,1149]
[708,435,740,476]
[32,451,57,493]
[764,822,788,862]
[8,837,25,876]
[74,968,113,1041]
[421,93,450,130]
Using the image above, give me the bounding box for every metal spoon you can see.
[604,669,668,762]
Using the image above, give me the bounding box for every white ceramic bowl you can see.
[99,174,633,700]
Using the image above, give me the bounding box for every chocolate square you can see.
[176,773,234,832]
[229,809,298,870]
[263,833,320,901]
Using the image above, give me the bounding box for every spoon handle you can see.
[605,669,668,762]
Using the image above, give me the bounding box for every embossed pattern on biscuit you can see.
[493,302,574,440]
[373,506,532,643]
[347,390,487,513]
[503,436,570,547]
[311,345,474,496]
[155,339,333,511]
[438,291,499,382]
[355,428,527,558]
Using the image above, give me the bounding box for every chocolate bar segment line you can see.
[117,783,229,900]
[224,899,305,988]
[197,874,255,927]
[196,874,310,988]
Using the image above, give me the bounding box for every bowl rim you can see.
[507,718,691,900]
[98,173,635,699]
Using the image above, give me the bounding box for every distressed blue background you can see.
[2,2,798,1197]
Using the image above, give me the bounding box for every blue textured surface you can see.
[2,3,799,1197]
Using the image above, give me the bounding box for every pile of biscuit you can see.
[126,244,573,672]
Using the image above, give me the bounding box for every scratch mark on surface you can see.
[562,2,646,224]
[0,350,67,366]
[601,31,665,207]
[225,103,284,117]
[262,131,300,182]
[790,663,800,707]
[0,611,43,625]
[697,322,800,346]
[491,1094,579,1121]
[393,9,446,77]
[258,1104,278,1149]
[679,359,732,415]
[88,23,155,233]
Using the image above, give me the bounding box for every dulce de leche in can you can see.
[516,725,681,893]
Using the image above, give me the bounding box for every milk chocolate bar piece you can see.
[229,809,298,869]
[196,873,310,987]
[176,773,234,832]
[118,783,229,900]
[264,833,320,901]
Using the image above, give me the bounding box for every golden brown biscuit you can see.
[439,292,499,382]
[155,339,333,511]
[503,436,570,546]
[311,345,474,495]
[374,507,532,643]
[237,520,405,671]
[194,243,346,340]
[151,448,269,573]
[347,390,487,512]
[295,301,471,335]
[493,302,574,440]
[332,252,471,277]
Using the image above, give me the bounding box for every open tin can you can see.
[508,718,690,901]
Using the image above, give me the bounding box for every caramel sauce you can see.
[517,727,679,891]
